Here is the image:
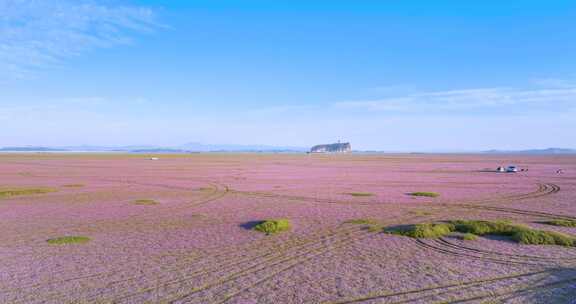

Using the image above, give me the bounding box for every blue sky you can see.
[1,0,575,151]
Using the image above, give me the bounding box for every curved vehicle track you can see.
[117,227,374,303]
[323,182,575,304]
[7,225,369,304]
[437,275,576,304]
[413,238,576,267]
[231,182,561,209]
[323,270,561,304]
[437,237,576,263]
[1,182,230,295]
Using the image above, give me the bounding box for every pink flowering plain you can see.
[1,153,576,303]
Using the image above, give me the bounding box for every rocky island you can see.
[310,142,351,153]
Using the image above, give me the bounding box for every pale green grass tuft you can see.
[133,199,159,205]
[0,187,57,198]
[346,192,374,197]
[47,236,91,245]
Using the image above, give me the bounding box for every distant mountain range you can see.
[483,148,576,155]
[0,143,309,153]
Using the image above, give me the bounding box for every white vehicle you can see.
[149,157,159,161]
[506,166,518,173]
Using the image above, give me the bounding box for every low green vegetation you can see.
[253,219,291,234]
[452,220,574,246]
[451,220,524,236]
[46,236,91,245]
[385,223,455,238]
[409,192,440,198]
[512,229,573,246]
[0,187,57,198]
[133,199,159,205]
[385,219,576,246]
[542,219,576,228]
[462,233,478,241]
[346,192,374,197]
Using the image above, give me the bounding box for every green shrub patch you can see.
[385,219,576,247]
[512,230,574,246]
[385,223,455,238]
[47,236,91,245]
[450,220,525,236]
[0,187,57,198]
[253,219,291,234]
[409,192,440,198]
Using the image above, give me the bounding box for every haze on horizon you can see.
[1,0,575,151]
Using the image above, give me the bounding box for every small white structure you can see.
[506,166,518,173]
[149,157,159,161]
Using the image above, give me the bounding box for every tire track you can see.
[438,237,576,263]
[447,183,572,221]
[7,225,362,304]
[324,270,554,304]
[0,182,229,298]
[231,183,561,210]
[108,226,364,303]
[161,229,374,304]
[231,189,380,206]
[327,182,571,304]
[412,239,544,267]
[211,232,374,304]
[452,204,576,221]
[442,275,576,304]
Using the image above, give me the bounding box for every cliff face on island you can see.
[310,142,351,153]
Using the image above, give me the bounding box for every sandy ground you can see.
[0,153,575,303]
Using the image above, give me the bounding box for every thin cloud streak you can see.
[0,0,158,79]
[334,84,576,114]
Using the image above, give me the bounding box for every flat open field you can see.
[1,153,576,304]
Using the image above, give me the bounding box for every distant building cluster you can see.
[310,142,351,153]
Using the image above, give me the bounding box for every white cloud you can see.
[0,0,158,79]
[334,83,576,114]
